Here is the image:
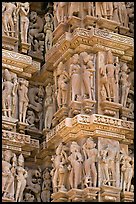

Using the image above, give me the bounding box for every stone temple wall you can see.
[2,2,134,202]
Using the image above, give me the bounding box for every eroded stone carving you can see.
[82,137,98,188]
[2,150,14,200]
[41,168,51,202]
[56,62,69,108]
[2,2,17,37]
[11,73,19,118]
[28,11,44,59]
[51,143,68,192]
[69,54,81,101]
[27,85,44,131]
[44,13,54,52]
[26,168,42,202]
[68,141,83,189]
[44,83,54,130]
[120,63,131,107]
[15,154,28,202]
[18,78,29,123]
[17,2,29,43]
[2,69,13,118]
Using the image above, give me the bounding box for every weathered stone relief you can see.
[2,2,18,37]
[44,13,54,53]
[25,167,42,202]
[26,85,44,131]
[41,168,51,202]
[2,150,27,202]
[28,11,45,60]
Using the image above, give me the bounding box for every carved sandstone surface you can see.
[2,2,134,203]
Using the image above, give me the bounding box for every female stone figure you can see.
[69,54,81,101]
[2,69,13,118]
[18,2,29,43]
[12,73,19,118]
[41,168,51,202]
[2,2,17,37]
[51,143,68,192]
[120,63,131,107]
[57,62,69,108]
[80,52,94,100]
[68,141,83,189]
[18,78,29,123]
[2,150,15,199]
[44,83,54,130]
[118,2,129,27]
[82,137,98,187]
[44,13,54,52]
[15,154,28,202]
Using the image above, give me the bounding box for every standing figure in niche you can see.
[2,2,17,37]
[114,57,120,103]
[44,83,54,130]
[15,154,28,202]
[18,78,29,123]
[41,168,51,202]
[69,54,81,101]
[105,50,116,102]
[58,2,68,23]
[80,52,94,100]
[17,2,29,43]
[82,137,98,187]
[44,13,54,52]
[68,2,81,18]
[118,2,129,27]
[120,63,131,107]
[113,2,120,23]
[2,69,13,118]
[2,150,15,199]
[68,141,83,189]
[51,143,68,192]
[12,73,19,118]
[57,62,69,108]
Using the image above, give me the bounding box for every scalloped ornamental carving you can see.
[2,129,30,144]
[2,49,32,68]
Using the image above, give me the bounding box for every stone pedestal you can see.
[67,16,82,32]
[17,122,29,134]
[119,26,130,35]
[20,42,31,54]
[53,107,69,124]
[83,15,98,29]
[82,99,96,114]
[53,23,68,44]
[100,185,121,202]
[26,128,43,140]
[96,18,120,32]
[69,101,82,117]
[83,187,100,202]
[2,197,15,202]
[100,101,122,117]
[120,191,134,202]
[2,116,18,132]
[120,107,133,121]
[67,189,84,202]
[51,191,68,202]
[2,35,18,51]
